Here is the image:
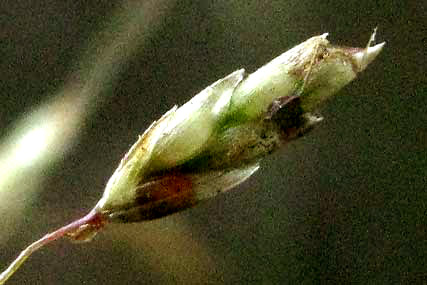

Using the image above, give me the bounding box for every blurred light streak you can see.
[0,0,175,241]
[1,0,221,282]
[13,126,51,166]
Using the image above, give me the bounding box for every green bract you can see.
[95,31,385,222]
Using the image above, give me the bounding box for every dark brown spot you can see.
[265,95,306,134]
[109,173,196,223]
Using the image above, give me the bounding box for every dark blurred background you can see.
[0,1,425,284]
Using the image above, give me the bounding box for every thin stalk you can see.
[0,210,104,284]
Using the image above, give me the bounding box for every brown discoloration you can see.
[136,173,193,204]
[107,173,196,223]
